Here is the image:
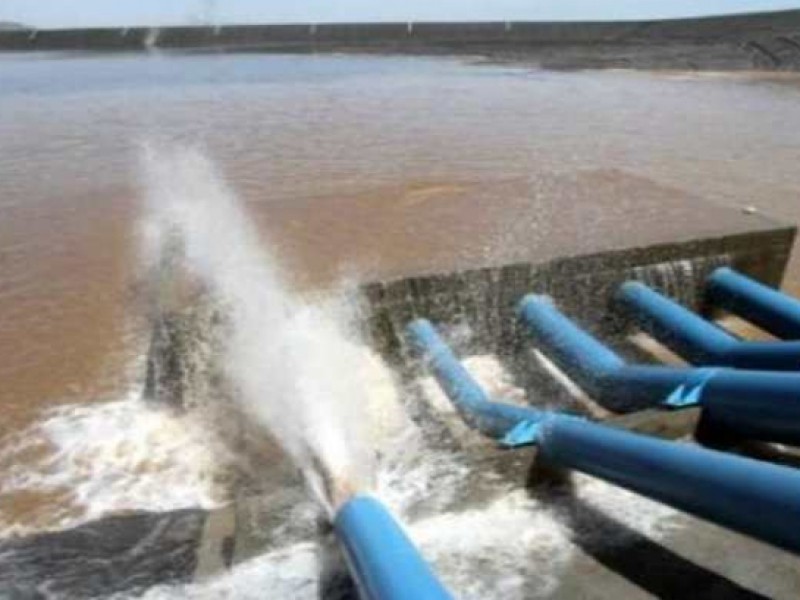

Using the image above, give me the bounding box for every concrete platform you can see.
[549,512,800,599]
[352,169,795,358]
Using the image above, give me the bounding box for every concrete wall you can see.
[3,10,800,62]
[359,225,797,362]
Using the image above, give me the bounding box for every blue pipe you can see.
[517,295,800,445]
[537,416,800,555]
[334,495,453,600]
[407,319,545,447]
[618,281,800,370]
[707,267,800,339]
[406,320,800,555]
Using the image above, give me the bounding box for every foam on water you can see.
[0,391,231,535]
[134,542,320,600]
[135,460,680,600]
[376,442,471,517]
[134,491,572,600]
[411,490,572,599]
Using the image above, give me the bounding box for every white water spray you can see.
[140,145,375,515]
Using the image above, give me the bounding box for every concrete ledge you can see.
[350,171,795,359]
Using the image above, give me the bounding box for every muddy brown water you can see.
[1,52,799,532]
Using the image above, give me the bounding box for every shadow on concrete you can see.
[734,441,800,469]
[528,473,767,600]
[695,416,800,469]
[562,498,766,599]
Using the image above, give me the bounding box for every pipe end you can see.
[517,293,553,315]
[618,280,649,296]
[708,266,735,283]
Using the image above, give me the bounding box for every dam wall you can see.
[360,224,796,362]
[4,11,800,69]
[1,178,796,596]
[347,172,798,361]
[2,222,794,597]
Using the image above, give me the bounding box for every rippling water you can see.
[1,52,800,549]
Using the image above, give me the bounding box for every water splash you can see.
[140,144,375,515]
[134,542,320,600]
[411,490,572,599]
[0,392,230,535]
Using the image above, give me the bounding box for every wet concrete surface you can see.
[273,170,794,286]
[0,509,214,598]
[358,170,795,361]
[549,513,799,599]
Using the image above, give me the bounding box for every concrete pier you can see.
[356,171,795,360]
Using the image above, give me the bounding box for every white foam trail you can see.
[135,461,682,600]
[572,473,681,540]
[140,145,375,514]
[136,491,570,600]
[134,542,319,600]
[376,441,471,517]
[409,475,680,600]
[411,490,572,599]
[126,419,680,600]
[0,392,230,535]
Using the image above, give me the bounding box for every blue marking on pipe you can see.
[664,367,720,408]
[517,294,800,445]
[501,419,541,447]
[708,267,800,339]
[406,318,545,447]
[618,280,800,370]
[334,495,453,600]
